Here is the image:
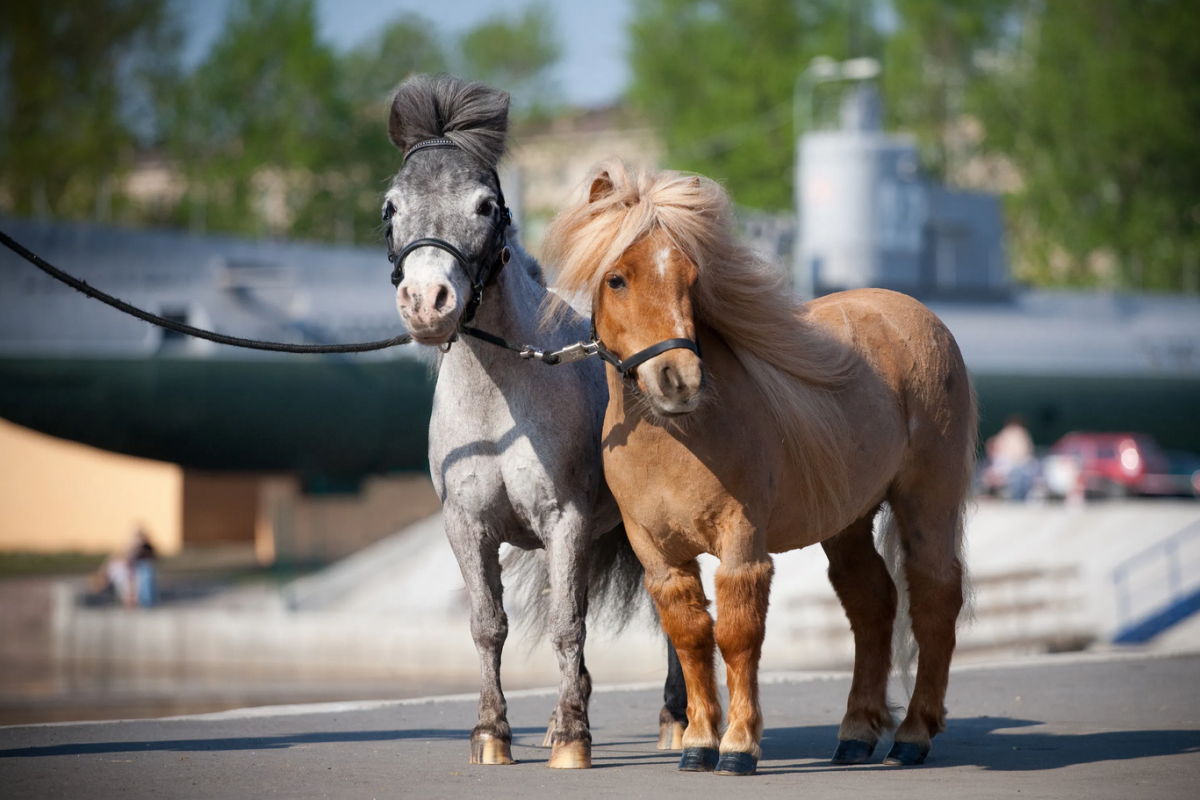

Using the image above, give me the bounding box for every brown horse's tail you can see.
[502,522,653,645]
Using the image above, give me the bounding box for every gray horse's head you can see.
[384,74,511,345]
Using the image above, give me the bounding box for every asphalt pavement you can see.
[2,651,1198,799]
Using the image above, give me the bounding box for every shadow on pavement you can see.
[0,726,540,759]
[6,717,1199,772]
[758,717,1200,773]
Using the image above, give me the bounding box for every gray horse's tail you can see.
[502,523,652,640]
[877,505,916,691]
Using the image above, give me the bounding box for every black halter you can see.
[387,138,512,325]
[384,137,700,377]
[589,320,702,383]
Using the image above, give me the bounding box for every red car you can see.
[1050,432,1197,497]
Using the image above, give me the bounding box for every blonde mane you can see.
[542,159,859,532]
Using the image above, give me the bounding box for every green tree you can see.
[979,0,1200,290]
[628,0,855,210]
[458,3,561,114]
[882,0,1014,179]
[163,0,347,240]
[340,14,448,239]
[342,14,447,108]
[0,0,179,219]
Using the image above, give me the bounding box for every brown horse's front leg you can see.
[713,558,773,776]
[644,559,722,771]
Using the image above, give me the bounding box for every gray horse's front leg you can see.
[544,515,594,768]
[445,509,514,766]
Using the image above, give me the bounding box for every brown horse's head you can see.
[588,174,705,416]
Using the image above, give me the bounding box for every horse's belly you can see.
[765,399,906,552]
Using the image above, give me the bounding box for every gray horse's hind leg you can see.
[540,658,591,748]
[445,510,514,766]
[544,516,594,768]
[659,639,688,750]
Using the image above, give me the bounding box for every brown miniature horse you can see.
[542,160,976,776]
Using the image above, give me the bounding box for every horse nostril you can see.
[398,285,411,306]
[434,285,450,311]
[660,363,681,394]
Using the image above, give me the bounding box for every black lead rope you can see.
[0,228,412,355]
[0,224,701,370]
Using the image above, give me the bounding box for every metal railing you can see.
[1112,519,1200,644]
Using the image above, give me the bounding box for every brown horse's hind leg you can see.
[822,508,897,764]
[644,559,722,771]
[713,558,773,776]
[887,497,965,766]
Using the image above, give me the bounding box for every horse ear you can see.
[589,172,614,203]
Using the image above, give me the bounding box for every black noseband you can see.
[590,322,702,381]
[391,238,473,285]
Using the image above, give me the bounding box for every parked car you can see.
[1047,432,1200,498]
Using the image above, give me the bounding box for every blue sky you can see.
[182,0,633,108]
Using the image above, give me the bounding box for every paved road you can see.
[2,652,1198,799]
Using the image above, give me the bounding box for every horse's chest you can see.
[605,429,756,555]
[432,422,548,510]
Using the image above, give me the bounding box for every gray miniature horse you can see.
[383,74,686,768]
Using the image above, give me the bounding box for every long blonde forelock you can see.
[543,160,860,534]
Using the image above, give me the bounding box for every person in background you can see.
[130,528,157,608]
[986,415,1037,500]
[90,527,158,608]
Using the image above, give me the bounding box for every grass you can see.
[0,551,106,577]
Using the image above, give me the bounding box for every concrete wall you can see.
[52,501,1200,682]
[0,418,182,555]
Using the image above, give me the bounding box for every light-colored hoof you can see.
[542,717,556,748]
[547,739,592,769]
[470,734,515,766]
[658,721,686,751]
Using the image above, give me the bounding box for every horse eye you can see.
[476,198,494,217]
[382,201,395,222]
[606,274,626,291]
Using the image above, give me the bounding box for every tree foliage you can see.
[459,3,561,113]
[629,0,856,210]
[163,0,347,239]
[7,0,1195,290]
[0,0,179,218]
[629,0,1199,291]
[882,0,1013,178]
[977,0,1200,291]
[0,0,560,245]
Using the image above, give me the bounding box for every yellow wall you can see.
[0,418,182,555]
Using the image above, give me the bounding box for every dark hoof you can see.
[883,741,929,766]
[678,747,719,772]
[831,739,876,765]
[714,751,757,776]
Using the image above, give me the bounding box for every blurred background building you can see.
[1,0,1198,725]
